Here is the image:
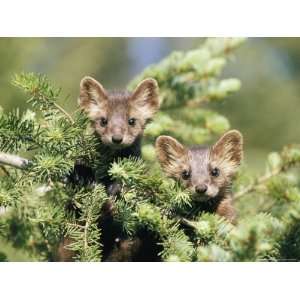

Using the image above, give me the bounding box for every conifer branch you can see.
[53,102,74,124]
[84,218,90,252]
[12,73,74,124]
[0,152,29,169]
[233,146,300,200]
[233,167,283,200]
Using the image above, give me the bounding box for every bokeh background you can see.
[1,37,300,172]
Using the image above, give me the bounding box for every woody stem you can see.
[233,166,284,200]
[54,103,74,124]
[0,152,29,169]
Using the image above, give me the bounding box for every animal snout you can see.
[112,135,123,144]
[195,184,208,194]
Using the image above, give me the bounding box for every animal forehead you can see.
[108,90,132,102]
[189,147,210,169]
[106,91,131,115]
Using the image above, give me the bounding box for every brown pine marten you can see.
[155,130,243,223]
[75,76,160,194]
[79,76,161,261]
[58,76,161,262]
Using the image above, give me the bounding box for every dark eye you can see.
[128,118,136,126]
[181,170,191,180]
[100,117,108,127]
[211,167,220,177]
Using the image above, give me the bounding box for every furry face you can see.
[155,130,243,200]
[79,76,160,148]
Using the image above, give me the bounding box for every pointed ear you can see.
[130,78,160,120]
[211,130,243,174]
[79,76,108,115]
[155,135,188,178]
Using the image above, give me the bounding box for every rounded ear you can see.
[130,78,160,120]
[155,135,188,177]
[211,130,243,170]
[79,76,108,111]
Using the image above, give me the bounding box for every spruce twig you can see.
[233,167,284,200]
[53,102,74,124]
[180,217,197,229]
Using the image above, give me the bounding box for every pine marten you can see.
[75,76,160,193]
[155,130,243,223]
[58,76,161,261]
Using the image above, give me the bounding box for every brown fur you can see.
[55,237,75,262]
[211,130,243,177]
[79,76,160,148]
[215,196,236,222]
[105,238,142,262]
[155,136,189,179]
[155,130,243,223]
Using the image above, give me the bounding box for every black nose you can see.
[196,185,207,194]
[112,136,123,144]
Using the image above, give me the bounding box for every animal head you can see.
[155,130,243,199]
[79,76,160,148]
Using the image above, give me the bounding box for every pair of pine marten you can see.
[59,76,243,261]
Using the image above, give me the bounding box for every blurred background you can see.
[1,37,300,172]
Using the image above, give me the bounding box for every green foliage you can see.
[0,71,104,260]
[66,185,107,261]
[129,38,245,146]
[0,176,20,207]
[0,109,40,152]
[1,38,300,262]
[12,73,62,116]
